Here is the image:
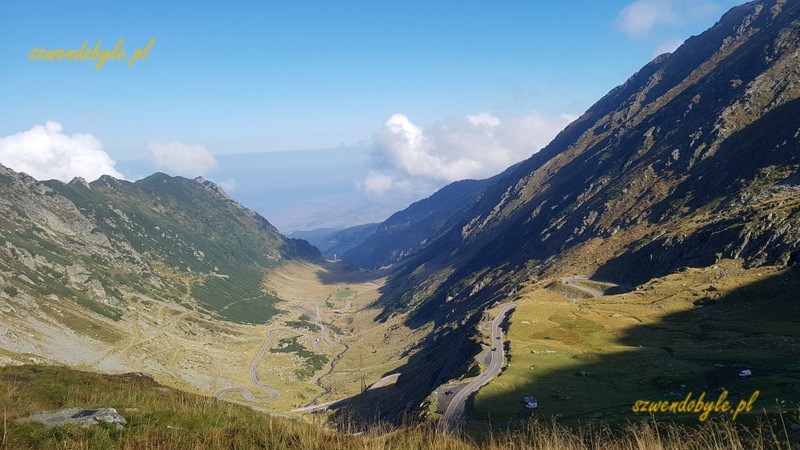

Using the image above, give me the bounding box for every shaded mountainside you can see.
[332,0,800,424]
[381,0,800,326]
[309,175,500,269]
[290,223,380,260]
[340,178,496,269]
[5,365,791,449]
[0,167,319,325]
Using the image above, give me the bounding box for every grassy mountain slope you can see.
[0,166,423,415]
[0,167,335,397]
[340,178,496,269]
[0,163,444,416]
[379,0,800,327]
[292,223,380,260]
[333,0,800,424]
[472,261,800,424]
[1,168,318,325]
[2,364,794,449]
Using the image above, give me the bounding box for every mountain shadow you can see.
[469,266,800,429]
[330,0,800,428]
[595,98,800,285]
[325,317,484,429]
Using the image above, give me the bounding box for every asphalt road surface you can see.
[561,277,603,298]
[290,372,401,413]
[213,325,328,405]
[438,302,517,434]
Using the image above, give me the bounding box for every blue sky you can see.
[0,0,746,230]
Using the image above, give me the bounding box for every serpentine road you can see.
[213,326,329,406]
[438,302,517,434]
[217,280,605,418]
[214,295,387,413]
[561,277,604,298]
[214,328,281,407]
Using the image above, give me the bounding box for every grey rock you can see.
[21,407,127,429]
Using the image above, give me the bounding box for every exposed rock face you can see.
[0,169,320,325]
[20,407,127,429]
[378,0,800,324]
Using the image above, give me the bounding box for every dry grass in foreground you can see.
[1,364,797,449]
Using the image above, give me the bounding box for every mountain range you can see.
[1,0,799,436]
[294,174,499,268]
[322,0,800,422]
[370,0,800,326]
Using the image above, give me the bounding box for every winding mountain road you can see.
[561,277,603,298]
[214,328,282,404]
[437,302,517,434]
[213,323,336,404]
[316,305,336,347]
[289,372,401,413]
[367,372,400,390]
[214,293,379,413]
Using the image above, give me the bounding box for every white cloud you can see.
[357,172,418,196]
[616,0,724,37]
[361,172,396,195]
[362,111,575,193]
[215,178,238,192]
[652,38,685,57]
[0,121,123,182]
[617,0,681,37]
[147,140,218,176]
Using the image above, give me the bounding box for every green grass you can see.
[74,294,123,321]
[270,337,329,380]
[472,263,800,425]
[285,318,321,332]
[0,365,393,449]
[326,322,345,335]
[335,289,355,299]
[180,269,281,325]
[1,365,795,449]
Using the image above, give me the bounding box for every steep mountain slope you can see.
[332,0,800,424]
[380,0,800,327]
[0,166,326,387]
[290,223,380,260]
[298,177,496,268]
[0,166,422,412]
[340,178,496,269]
[0,167,318,326]
[310,176,499,269]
